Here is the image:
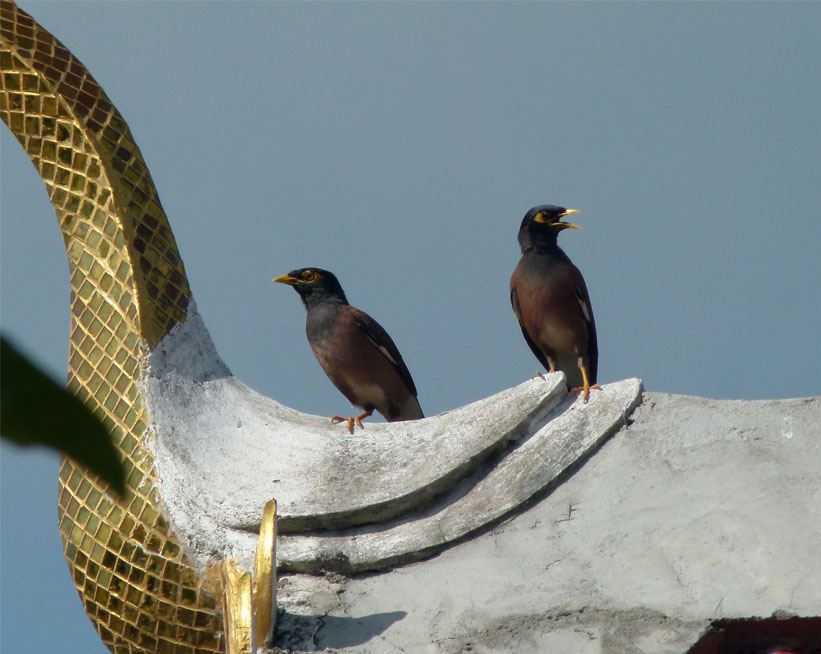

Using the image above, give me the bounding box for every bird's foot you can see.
[570,383,601,403]
[331,415,356,434]
[571,364,600,403]
[331,408,374,434]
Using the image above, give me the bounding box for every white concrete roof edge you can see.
[144,303,582,527]
[274,379,643,574]
[141,301,644,576]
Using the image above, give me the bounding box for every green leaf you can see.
[1,335,125,496]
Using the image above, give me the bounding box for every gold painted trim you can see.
[206,500,279,654]
[253,499,278,646]
[218,560,256,654]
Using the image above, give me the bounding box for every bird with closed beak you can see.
[274,267,423,433]
[510,205,600,402]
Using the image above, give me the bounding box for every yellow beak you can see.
[273,274,299,285]
[557,208,581,230]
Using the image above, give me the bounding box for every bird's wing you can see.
[351,308,419,398]
[510,285,551,371]
[574,275,598,382]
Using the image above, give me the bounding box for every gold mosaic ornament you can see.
[1,2,275,651]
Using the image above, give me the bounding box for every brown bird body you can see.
[510,205,599,401]
[275,267,422,432]
[307,301,422,422]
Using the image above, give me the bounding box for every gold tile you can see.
[3,5,223,652]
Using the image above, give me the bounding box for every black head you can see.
[273,267,349,307]
[517,204,581,253]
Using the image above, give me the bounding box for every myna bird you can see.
[510,205,600,402]
[274,267,423,433]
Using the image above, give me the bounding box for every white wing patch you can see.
[576,287,592,323]
[511,287,523,323]
[363,331,399,366]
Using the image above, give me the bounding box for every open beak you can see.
[556,208,581,231]
[273,274,299,285]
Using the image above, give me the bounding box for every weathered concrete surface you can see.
[272,392,821,653]
[146,303,643,575]
[277,378,642,573]
[146,303,568,535]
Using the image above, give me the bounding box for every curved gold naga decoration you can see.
[1,2,226,651]
[2,2,642,652]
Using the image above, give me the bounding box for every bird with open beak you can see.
[510,205,600,402]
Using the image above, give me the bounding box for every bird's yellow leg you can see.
[354,408,374,429]
[571,365,601,403]
[331,408,374,434]
[331,414,355,434]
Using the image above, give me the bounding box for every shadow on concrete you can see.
[687,615,821,654]
[274,610,407,650]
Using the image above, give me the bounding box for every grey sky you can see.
[2,2,820,652]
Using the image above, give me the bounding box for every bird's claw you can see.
[331,415,356,434]
[571,383,602,404]
[331,408,373,434]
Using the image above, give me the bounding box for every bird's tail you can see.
[396,397,424,421]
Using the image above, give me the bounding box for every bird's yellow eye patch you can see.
[301,270,321,284]
[533,212,548,224]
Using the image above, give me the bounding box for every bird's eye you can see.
[301,270,320,284]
